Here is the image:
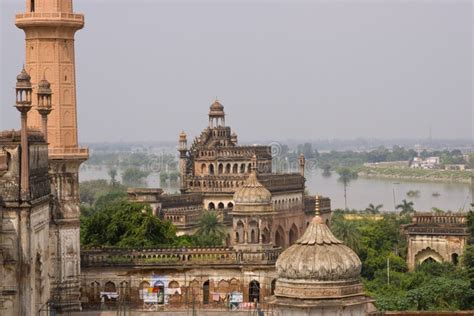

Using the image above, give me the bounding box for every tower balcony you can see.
[48,146,89,161]
[15,12,84,29]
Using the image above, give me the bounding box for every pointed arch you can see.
[289,224,298,245]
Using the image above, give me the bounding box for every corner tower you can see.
[16,0,87,312]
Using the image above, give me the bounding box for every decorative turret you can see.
[178,131,188,193]
[37,78,52,142]
[298,153,305,177]
[179,131,187,151]
[208,99,225,128]
[15,67,33,198]
[231,131,238,145]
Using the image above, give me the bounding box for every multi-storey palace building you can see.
[83,102,334,310]
[129,101,332,248]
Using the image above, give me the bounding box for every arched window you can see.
[249,280,260,302]
[208,202,215,210]
[240,163,246,173]
[225,163,231,174]
[218,163,224,174]
[271,279,277,295]
[452,253,459,265]
[248,221,259,244]
[203,280,210,304]
[218,202,225,209]
[153,281,165,304]
[275,226,285,248]
[227,202,234,209]
[232,164,238,173]
[289,224,298,245]
[247,163,252,173]
[262,227,270,244]
[201,163,206,175]
[209,164,215,175]
[104,281,116,292]
[31,0,35,12]
[236,221,244,243]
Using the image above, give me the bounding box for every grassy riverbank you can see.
[354,166,474,184]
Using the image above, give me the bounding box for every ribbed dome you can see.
[276,215,361,281]
[17,67,31,82]
[16,68,32,89]
[38,79,51,89]
[233,172,272,205]
[38,79,52,94]
[209,100,225,116]
[210,100,224,111]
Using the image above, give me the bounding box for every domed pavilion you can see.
[268,209,376,315]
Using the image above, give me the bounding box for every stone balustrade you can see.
[411,212,467,226]
[407,226,469,236]
[196,146,272,159]
[81,246,282,267]
[16,12,84,22]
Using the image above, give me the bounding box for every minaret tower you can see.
[16,0,87,311]
[178,131,188,192]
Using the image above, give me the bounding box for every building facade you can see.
[405,212,469,271]
[0,0,87,314]
[131,101,332,247]
[85,102,333,310]
[16,0,88,310]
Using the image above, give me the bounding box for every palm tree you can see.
[337,168,358,210]
[365,203,383,214]
[196,210,226,240]
[108,167,118,186]
[331,218,361,253]
[321,163,332,177]
[396,199,415,216]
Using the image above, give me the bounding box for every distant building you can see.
[129,102,332,247]
[410,156,440,169]
[405,212,469,271]
[85,103,334,310]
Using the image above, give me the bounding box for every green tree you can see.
[121,167,149,187]
[331,217,361,253]
[108,167,118,186]
[79,179,126,206]
[365,203,383,214]
[321,163,332,177]
[194,211,226,246]
[337,168,358,210]
[160,172,169,185]
[396,199,415,217]
[81,200,176,248]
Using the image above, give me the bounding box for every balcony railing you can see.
[81,246,282,267]
[48,147,89,156]
[16,12,84,23]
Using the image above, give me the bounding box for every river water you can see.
[80,166,473,212]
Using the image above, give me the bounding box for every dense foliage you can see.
[81,199,177,248]
[121,167,150,187]
[331,209,474,311]
[79,179,126,208]
[80,180,226,248]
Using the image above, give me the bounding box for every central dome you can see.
[233,172,272,205]
[276,215,361,281]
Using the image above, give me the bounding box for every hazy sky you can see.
[1,0,472,143]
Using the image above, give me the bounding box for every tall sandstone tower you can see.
[16,0,87,311]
